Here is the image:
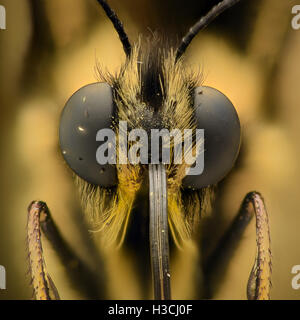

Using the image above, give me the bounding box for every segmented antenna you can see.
[96,0,132,57]
[176,0,241,61]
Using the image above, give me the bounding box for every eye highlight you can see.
[182,86,241,189]
[59,82,117,187]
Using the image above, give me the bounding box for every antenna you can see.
[176,0,241,61]
[96,0,132,57]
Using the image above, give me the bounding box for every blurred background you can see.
[0,0,299,299]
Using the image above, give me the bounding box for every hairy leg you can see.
[203,191,272,300]
[27,201,106,299]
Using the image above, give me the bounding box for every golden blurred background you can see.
[0,0,300,299]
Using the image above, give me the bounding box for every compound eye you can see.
[59,82,117,187]
[182,86,241,189]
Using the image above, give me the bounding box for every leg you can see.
[27,201,105,300]
[203,191,272,300]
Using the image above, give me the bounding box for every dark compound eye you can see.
[182,86,241,189]
[59,82,117,187]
